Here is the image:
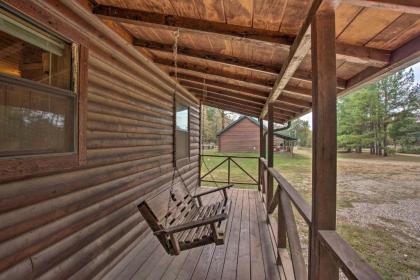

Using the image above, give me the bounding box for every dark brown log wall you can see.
[219,118,260,153]
[0,1,199,279]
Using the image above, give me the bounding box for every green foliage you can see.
[289,119,312,147]
[337,68,420,155]
[202,106,236,144]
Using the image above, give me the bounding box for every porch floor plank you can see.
[109,189,284,280]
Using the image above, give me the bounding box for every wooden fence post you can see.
[309,7,339,280]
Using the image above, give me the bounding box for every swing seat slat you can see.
[138,184,233,255]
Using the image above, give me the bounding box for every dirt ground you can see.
[285,148,420,280]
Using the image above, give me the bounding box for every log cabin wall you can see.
[218,118,261,153]
[0,1,199,279]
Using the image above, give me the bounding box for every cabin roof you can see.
[91,0,420,123]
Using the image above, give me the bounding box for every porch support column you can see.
[259,118,265,192]
[309,6,339,280]
[259,118,265,159]
[267,103,274,210]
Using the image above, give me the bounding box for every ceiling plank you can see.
[342,0,420,14]
[94,6,389,66]
[136,39,281,74]
[260,0,336,118]
[343,35,420,97]
[92,5,294,49]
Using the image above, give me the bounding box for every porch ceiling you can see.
[90,0,420,123]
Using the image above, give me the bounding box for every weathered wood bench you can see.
[138,184,233,255]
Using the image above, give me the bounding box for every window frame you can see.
[0,5,88,183]
[174,101,191,163]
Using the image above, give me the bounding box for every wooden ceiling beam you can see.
[181,79,310,109]
[92,5,294,49]
[342,0,420,14]
[203,100,260,118]
[173,73,268,98]
[93,6,389,66]
[184,84,265,106]
[202,99,288,123]
[172,72,312,98]
[140,38,388,69]
[137,39,282,75]
[260,0,334,118]
[158,58,346,90]
[190,86,296,118]
[147,40,347,89]
[198,95,262,113]
[275,96,312,108]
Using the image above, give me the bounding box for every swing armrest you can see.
[192,184,234,199]
[155,213,228,235]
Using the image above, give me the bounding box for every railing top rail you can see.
[319,230,383,280]
[268,167,312,225]
[202,154,259,159]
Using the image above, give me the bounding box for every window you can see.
[0,7,76,157]
[176,103,189,160]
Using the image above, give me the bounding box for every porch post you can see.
[267,103,274,210]
[259,118,265,159]
[309,6,339,280]
[259,118,265,191]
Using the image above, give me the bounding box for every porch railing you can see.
[258,157,383,280]
[200,154,259,187]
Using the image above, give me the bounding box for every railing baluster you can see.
[280,188,307,280]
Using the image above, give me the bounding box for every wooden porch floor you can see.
[105,188,284,280]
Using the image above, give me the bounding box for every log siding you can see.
[0,1,198,279]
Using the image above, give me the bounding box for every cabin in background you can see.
[217,116,296,153]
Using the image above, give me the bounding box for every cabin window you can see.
[175,103,189,160]
[0,7,77,157]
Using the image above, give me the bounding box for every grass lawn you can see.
[201,148,420,280]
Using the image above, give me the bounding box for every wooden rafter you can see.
[172,72,312,99]
[94,6,389,67]
[136,38,388,76]
[157,58,346,90]
[260,0,338,118]
[189,86,296,119]
[343,36,420,95]
[92,5,294,48]
[203,100,287,123]
[185,84,265,106]
[342,0,420,14]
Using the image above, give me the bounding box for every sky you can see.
[299,61,420,128]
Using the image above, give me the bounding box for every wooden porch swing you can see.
[137,167,233,255]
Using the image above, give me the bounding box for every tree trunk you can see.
[221,110,225,129]
[383,122,388,156]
